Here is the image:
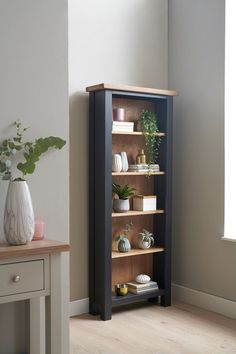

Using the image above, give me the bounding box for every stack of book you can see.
[149,164,160,172]
[112,121,134,133]
[128,164,160,173]
[127,280,159,294]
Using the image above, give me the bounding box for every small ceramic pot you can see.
[113,108,125,121]
[137,236,154,249]
[113,198,130,213]
[118,238,131,252]
[112,154,122,172]
[115,284,128,296]
[120,152,128,172]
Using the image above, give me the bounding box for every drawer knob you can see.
[12,275,20,283]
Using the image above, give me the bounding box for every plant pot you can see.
[112,154,122,172]
[137,236,153,249]
[118,238,131,252]
[113,198,130,213]
[4,181,35,245]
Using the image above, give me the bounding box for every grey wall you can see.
[69,0,169,301]
[0,1,69,353]
[169,0,236,301]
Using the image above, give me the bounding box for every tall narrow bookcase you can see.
[87,83,177,320]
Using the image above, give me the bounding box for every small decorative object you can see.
[112,183,135,213]
[136,274,151,284]
[112,154,122,172]
[117,237,131,252]
[136,149,146,164]
[115,284,128,296]
[115,222,133,253]
[137,229,154,249]
[139,110,161,165]
[32,219,45,241]
[0,121,66,245]
[112,108,125,121]
[4,180,34,245]
[120,152,128,172]
[133,195,157,211]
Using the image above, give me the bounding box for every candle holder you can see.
[115,284,128,296]
[32,219,45,241]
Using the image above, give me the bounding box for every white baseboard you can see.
[172,283,236,319]
[70,298,89,317]
[69,286,236,320]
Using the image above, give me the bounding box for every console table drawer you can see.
[0,260,44,297]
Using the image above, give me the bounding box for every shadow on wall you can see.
[69,92,89,300]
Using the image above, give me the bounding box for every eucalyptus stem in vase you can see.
[0,121,66,245]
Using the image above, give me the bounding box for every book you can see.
[112,128,134,132]
[127,280,157,289]
[128,164,160,172]
[112,127,134,132]
[112,121,134,126]
[112,121,134,132]
[128,285,159,295]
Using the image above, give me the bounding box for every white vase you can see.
[120,152,128,172]
[112,154,122,172]
[4,181,35,245]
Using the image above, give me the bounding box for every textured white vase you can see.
[112,154,122,172]
[120,152,128,172]
[4,181,35,245]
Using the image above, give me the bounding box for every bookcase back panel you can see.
[112,135,146,165]
[112,98,154,123]
[112,215,154,250]
[112,254,153,291]
[112,175,154,200]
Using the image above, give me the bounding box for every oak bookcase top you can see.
[86,83,178,97]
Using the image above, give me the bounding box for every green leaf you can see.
[0,162,6,173]
[16,136,66,177]
[17,161,36,175]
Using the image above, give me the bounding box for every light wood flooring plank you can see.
[70,301,236,354]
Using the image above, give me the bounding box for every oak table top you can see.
[0,239,70,260]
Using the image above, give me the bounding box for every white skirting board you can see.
[69,286,236,319]
[70,298,89,317]
[172,283,236,320]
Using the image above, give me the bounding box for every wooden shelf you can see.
[112,131,165,137]
[112,210,164,218]
[112,247,164,259]
[112,288,165,307]
[112,171,165,176]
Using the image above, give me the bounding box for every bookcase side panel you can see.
[93,90,113,320]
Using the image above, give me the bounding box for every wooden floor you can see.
[70,301,236,354]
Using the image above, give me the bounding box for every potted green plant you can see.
[115,222,133,252]
[138,110,161,165]
[0,121,66,245]
[137,229,155,249]
[112,183,136,212]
